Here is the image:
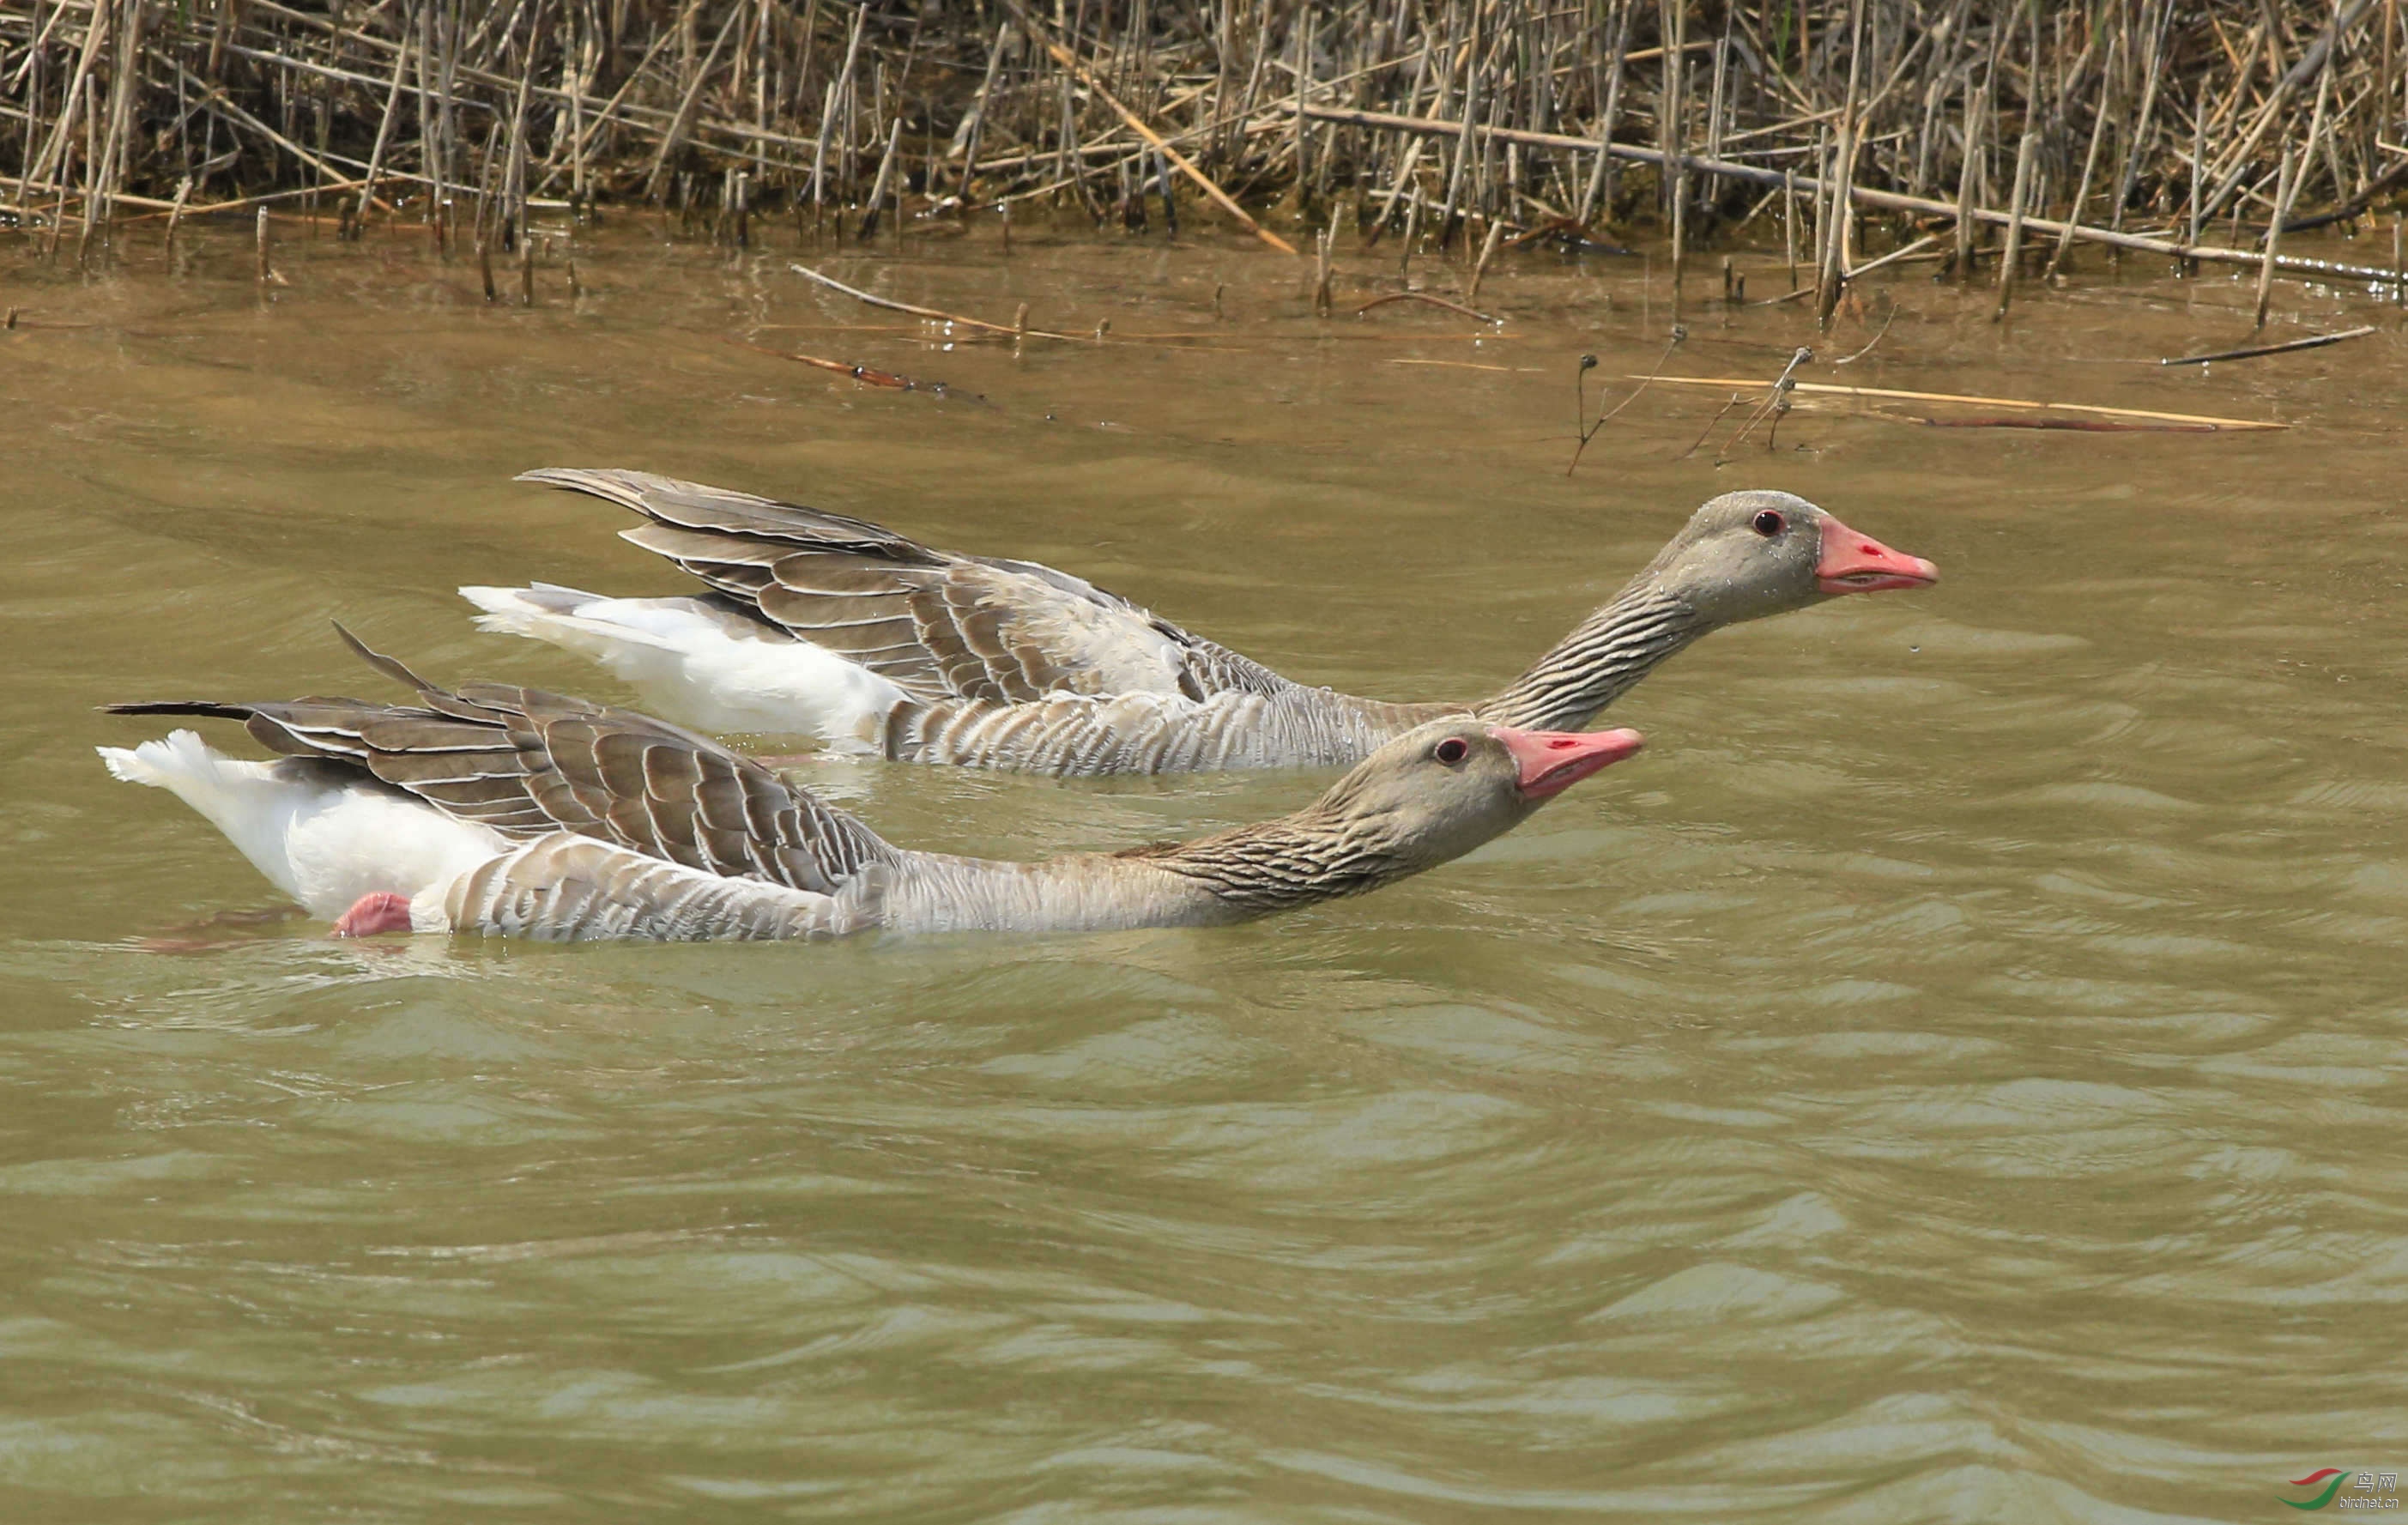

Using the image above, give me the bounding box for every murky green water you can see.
[4,210,2405,1521]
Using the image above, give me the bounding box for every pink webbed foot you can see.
[331,891,414,938]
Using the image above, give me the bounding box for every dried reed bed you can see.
[5,0,2407,313]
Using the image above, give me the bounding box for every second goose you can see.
[466,469,1936,776]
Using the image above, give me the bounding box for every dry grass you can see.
[5,1,2406,306]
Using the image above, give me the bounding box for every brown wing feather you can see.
[103,631,898,895]
[519,467,1299,705]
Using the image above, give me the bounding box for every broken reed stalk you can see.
[1782,167,1800,288]
[1994,130,2037,322]
[2042,34,2117,286]
[995,0,1298,255]
[1467,219,1505,303]
[2255,148,2300,330]
[354,18,414,236]
[1951,77,1987,279]
[856,118,900,241]
[1817,0,1866,330]
[163,174,190,263]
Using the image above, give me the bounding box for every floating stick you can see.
[1637,374,2285,431]
[790,262,1083,341]
[1354,291,1498,322]
[2158,325,2376,366]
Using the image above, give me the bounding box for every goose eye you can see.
[1752,509,1787,538]
[1433,737,1470,766]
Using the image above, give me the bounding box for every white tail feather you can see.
[460,584,904,746]
[99,731,506,922]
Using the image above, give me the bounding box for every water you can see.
[5,214,2405,1521]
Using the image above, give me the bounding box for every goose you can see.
[97,629,1645,942]
[463,469,1935,776]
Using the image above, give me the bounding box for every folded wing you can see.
[517,468,1292,706]
[105,626,896,897]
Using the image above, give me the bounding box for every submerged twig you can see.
[1354,291,1499,323]
[1677,394,1751,461]
[729,338,989,402]
[1721,346,1815,456]
[1466,221,1507,304]
[1832,308,1897,366]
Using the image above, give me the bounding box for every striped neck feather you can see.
[1123,808,1404,917]
[1473,587,1709,732]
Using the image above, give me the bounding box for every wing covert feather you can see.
[106,635,898,895]
[519,468,1298,705]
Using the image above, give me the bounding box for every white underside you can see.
[99,731,508,929]
[460,584,908,746]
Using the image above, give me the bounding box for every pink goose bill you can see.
[1817,516,1940,594]
[1489,725,1648,801]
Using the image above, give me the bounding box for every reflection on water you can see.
[3,215,2405,1521]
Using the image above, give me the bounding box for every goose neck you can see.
[1474,585,1709,733]
[1128,808,1404,921]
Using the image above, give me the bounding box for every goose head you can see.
[1307,718,1647,874]
[1643,490,1939,626]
